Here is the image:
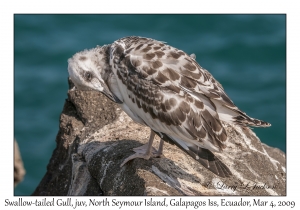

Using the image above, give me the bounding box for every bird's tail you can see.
[215,102,271,128]
[154,131,232,178]
[233,114,271,127]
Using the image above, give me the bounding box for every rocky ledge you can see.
[33,79,286,196]
[14,139,26,187]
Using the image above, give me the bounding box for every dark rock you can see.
[33,78,286,196]
[14,139,26,187]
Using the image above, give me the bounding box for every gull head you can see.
[68,46,120,103]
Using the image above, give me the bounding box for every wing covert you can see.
[110,37,228,152]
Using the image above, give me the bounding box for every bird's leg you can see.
[155,139,164,157]
[120,130,156,167]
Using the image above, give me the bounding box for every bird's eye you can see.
[84,72,93,81]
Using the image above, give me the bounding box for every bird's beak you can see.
[100,82,122,104]
[102,88,122,104]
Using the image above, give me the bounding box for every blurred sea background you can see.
[14,14,286,195]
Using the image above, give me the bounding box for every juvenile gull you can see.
[68,36,270,177]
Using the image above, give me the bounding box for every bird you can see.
[68,36,271,178]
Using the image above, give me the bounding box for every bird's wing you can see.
[110,36,270,149]
[115,36,270,128]
[110,36,230,152]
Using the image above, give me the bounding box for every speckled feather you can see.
[110,37,270,150]
[68,36,270,177]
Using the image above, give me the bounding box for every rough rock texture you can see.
[14,139,26,187]
[33,78,286,196]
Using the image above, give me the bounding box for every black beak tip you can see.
[113,95,123,104]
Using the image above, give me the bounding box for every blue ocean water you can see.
[14,14,286,195]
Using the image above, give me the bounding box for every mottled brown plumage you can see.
[68,36,270,177]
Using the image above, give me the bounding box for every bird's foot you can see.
[120,152,151,167]
[132,144,164,158]
[120,144,163,167]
